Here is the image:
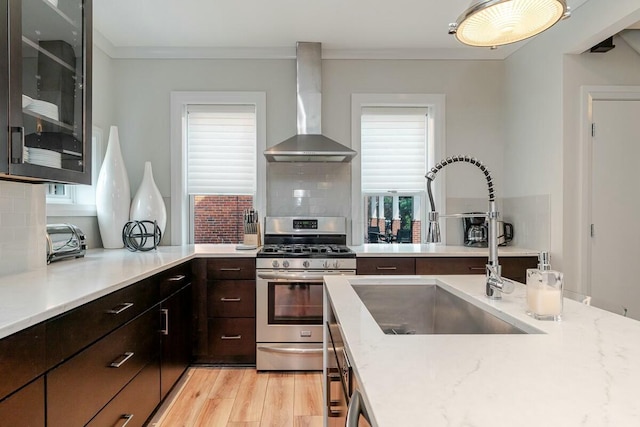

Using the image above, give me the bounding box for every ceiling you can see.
[93,0,591,60]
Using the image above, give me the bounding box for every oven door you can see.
[257,270,339,343]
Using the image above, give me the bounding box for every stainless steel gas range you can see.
[256,217,356,371]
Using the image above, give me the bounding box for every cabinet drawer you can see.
[415,257,487,275]
[0,377,44,426]
[500,257,538,283]
[87,360,160,427]
[0,323,45,401]
[47,309,159,427]
[207,258,255,280]
[46,277,160,368]
[208,318,256,363]
[357,258,415,275]
[208,280,256,317]
[159,261,192,300]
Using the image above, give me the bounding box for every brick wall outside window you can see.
[193,195,253,243]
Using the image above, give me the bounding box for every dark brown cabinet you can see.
[194,258,256,364]
[0,378,45,426]
[160,281,192,399]
[356,256,537,283]
[47,308,159,427]
[86,361,161,427]
[415,256,537,283]
[0,323,45,401]
[1,0,92,184]
[357,257,416,275]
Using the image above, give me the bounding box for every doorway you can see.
[582,87,640,320]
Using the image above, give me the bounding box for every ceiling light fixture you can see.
[448,0,571,48]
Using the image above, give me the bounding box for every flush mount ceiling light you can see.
[448,0,571,48]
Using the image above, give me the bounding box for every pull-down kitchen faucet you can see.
[425,155,514,299]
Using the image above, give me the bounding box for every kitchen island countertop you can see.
[324,274,640,426]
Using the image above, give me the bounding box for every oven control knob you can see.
[272,260,279,268]
[283,260,290,268]
[333,260,340,269]
[303,260,310,268]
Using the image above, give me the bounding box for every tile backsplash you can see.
[0,181,46,276]
[267,163,351,217]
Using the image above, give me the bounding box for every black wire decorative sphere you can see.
[122,220,161,252]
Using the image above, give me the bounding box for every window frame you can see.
[351,94,446,245]
[46,125,104,217]
[170,91,266,245]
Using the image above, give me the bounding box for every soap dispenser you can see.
[526,251,563,321]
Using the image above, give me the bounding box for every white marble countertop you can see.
[0,244,258,340]
[350,243,539,257]
[0,243,534,341]
[324,274,640,427]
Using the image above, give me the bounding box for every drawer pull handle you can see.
[221,335,242,340]
[116,414,134,427]
[220,267,242,272]
[220,297,241,302]
[167,274,186,282]
[161,308,169,335]
[110,352,135,368]
[468,267,485,271]
[107,302,134,315]
[376,266,397,270]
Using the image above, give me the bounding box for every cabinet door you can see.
[4,0,92,184]
[208,318,256,364]
[87,360,160,427]
[356,257,415,275]
[0,377,44,426]
[47,308,159,427]
[0,323,45,401]
[207,258,256,280]
[208,279,256,317]
[160,283,192,399]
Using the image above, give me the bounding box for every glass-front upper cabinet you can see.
[1,0,92,184]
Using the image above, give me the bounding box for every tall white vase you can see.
[130,161,167,237]
[96,126,130,249]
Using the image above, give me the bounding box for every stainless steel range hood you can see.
[264,42,356,163]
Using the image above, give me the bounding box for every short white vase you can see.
[96,126,130,249]
[130,161,167,238]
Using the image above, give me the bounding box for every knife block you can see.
[243,223,261,246]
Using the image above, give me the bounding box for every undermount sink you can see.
[352,283,536,335]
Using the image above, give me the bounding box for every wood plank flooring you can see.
[150,368,324,427]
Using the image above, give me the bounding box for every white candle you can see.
[527,284,562,316]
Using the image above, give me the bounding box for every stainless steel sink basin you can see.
[352,284,533,335]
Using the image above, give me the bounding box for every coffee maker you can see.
[462,214,488,247]
[462,213,514,247]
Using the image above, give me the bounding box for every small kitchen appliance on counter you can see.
[462,214,513,247]
[46,223,86,264]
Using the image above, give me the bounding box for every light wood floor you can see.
[150,367,324,427]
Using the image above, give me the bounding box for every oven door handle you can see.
[257,346,324,355]
[257,272,344,281]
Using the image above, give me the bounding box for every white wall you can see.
[504,0,640,289]
[110,58,506,223]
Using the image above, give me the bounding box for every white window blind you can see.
[186,104,256,195]
[361,107,428,193]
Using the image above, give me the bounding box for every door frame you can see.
[579,85,640,298]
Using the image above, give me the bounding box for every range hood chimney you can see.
[264,42,356,162]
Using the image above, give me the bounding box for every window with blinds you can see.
[186,104,257,243]
[361,107,428,244]
[361,107,428,193]
[186,104,256,195]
